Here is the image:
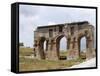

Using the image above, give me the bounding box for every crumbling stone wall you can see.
[33,21,94,60]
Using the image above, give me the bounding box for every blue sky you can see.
[19,5,96,50]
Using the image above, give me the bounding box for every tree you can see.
[19,43,24,46]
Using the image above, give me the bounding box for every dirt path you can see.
[70,57,96,68]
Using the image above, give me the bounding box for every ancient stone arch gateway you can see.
[33,21,95,60]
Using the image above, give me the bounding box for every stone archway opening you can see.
[43,40,48,51]
[56,35,67,60]
[79,36,87,59]
[33,21,94,60]
[39,37,48,59]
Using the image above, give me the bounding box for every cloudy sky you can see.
[19,4,96,50]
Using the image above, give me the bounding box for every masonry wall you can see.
[33,21,95,60]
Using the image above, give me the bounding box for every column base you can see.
[67,49,79,60]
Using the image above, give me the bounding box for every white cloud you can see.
[48,21,56,25]
[19,5,96,48]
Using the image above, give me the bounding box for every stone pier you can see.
[33,21,94,60]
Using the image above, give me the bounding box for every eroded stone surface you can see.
[33,21,94,60]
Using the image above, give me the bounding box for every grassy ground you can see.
[19,47,33,56]
[59,50,68,56]
[19,47,85,72]
[19,57,84,71]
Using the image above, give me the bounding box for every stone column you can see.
[67,38,70,49]
[34,40,42,60]
[46,40,52,60]
[73,38,80,59]
[67,38,74,60]
[67,37,79,60]
[86,29,95,60]
[34,39,46,60]
[86,39,94,60]
[46,39,59,60]
[52,40,59,60]
[40,41,46,59]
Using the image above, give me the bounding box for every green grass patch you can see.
[59,50,68,56]
[19,57,84,71]
[19,47,85,72]
[19,47,33,56]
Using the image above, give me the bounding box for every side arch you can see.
[78,29,94,59]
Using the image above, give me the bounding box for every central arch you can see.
[56,35,67,60]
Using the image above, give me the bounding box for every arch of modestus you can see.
[33,21,95,60]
